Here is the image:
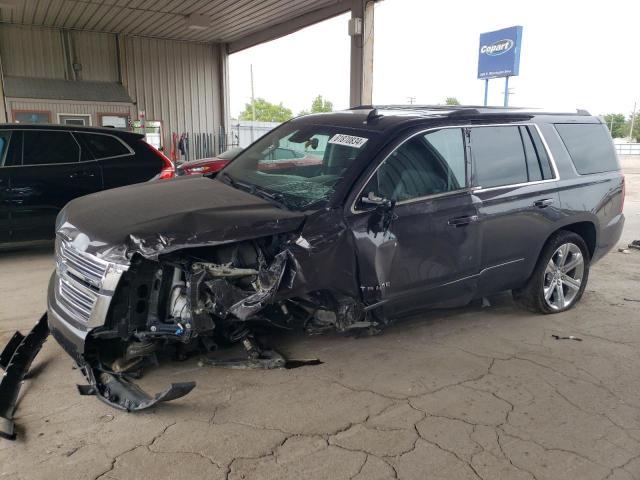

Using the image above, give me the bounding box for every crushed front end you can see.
[47,213,380,411]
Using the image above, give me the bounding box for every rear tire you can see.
[513,230,590,314]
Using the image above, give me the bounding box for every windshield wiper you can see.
[220,173,289,209]
[250,186,289,209]
[220,172,255,193]
[220,172,237,187]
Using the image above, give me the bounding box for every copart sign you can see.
[477,26,523,79]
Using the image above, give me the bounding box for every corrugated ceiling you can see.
[0,0,349,44]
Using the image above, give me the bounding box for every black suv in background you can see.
[47,106,624,410]
[0,124,174,246]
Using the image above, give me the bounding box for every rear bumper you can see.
[593,213,625,263]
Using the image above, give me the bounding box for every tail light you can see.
[141,141,174,179]
[621,175,626,213]
[181,159,229,176]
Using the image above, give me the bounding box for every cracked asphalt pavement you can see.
[1,157,639,480]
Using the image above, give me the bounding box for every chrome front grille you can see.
[54,238,129,328]
[58,275,97,323]
[58,240,108,288]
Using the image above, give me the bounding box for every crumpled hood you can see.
[56,176,307,263]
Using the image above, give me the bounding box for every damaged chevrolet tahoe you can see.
[44,106,624,412]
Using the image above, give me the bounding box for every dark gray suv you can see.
[46,106,624,410]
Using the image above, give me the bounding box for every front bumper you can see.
[47,238,129,362]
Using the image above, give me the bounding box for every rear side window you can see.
[555,123,619,174]
[471,126,528,188]
[471,125,554,188]
[22,131,79,166]
[520,126,554,181]
[75,132,130,160]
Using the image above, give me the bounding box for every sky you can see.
[229,0,640,119]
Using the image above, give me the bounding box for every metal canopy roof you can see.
[0,0,351,48]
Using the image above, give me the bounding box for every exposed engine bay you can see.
[70,232,382,414]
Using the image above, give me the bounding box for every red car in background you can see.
[176,147,243,176]
[178,146,323,177]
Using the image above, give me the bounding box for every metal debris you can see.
[0,314,50,440]
[199,333,321,370]
[77,365,195,412]
[551,334,582,341]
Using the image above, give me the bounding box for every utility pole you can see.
[629,101,637,142]
[250,64,256,142]
[407,96,416,105]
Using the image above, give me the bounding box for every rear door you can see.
[8,129,102,242]
[0,130,14,243]
[469,124,559,293]
[73,131,143,189]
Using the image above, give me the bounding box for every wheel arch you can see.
[556,221,597,260]
[521,219,597,286]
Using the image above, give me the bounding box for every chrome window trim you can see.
[72,130,135,161]
[0,130,12,167]
[3,128,134,167]
[350,122,560,214]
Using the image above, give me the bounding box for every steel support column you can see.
[218,43,230,141]
[349,0,374,108]
[0,54,7,123]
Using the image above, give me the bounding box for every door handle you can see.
[448,215,478,227]
[533,198,555,208]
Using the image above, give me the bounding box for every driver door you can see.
[346,127,481,317]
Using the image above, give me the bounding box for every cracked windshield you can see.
[220,125,372,210]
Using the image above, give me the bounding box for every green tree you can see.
[239,98,293,122]
[602,113,627,138]
[310,95,333,113]
[625,113,640,142]
[445,97,461,105]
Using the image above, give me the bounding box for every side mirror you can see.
[360,191,393,210]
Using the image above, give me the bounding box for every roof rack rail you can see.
[447,108,480,116]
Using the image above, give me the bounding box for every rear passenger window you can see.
[362,128,466,203]
[76,133,130,160]
[0,131,12,166]
[22,131,79,166]
[520,126,554,181]
[555,123,619,174]
[471,126,528,188]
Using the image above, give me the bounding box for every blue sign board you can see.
[477,26,523,79]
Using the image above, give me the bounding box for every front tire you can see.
[513,230,590,314]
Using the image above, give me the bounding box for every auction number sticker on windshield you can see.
[328,134,368,149]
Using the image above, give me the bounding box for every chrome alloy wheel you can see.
[543,242,584,310]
